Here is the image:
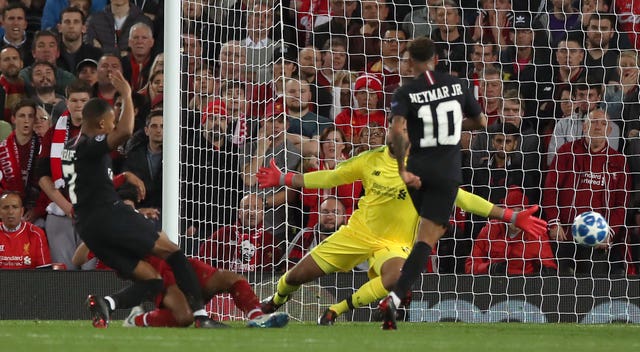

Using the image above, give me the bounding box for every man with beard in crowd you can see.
[31,61,66,123]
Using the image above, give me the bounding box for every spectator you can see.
[217,40,248,84]
[0,46,26,122]
[1,2,33,66]
[18,30,76,96]
[334,74,386,145]
[501,11,552,121]
[467,41,500,83]
[472,0,513,47]
[477,65,503,125]
[584,13,629,84]
[367,28,407,105]
[402,0,440,39]
[75,58,98,86]
[297,45,332,119]
[353,121,385,155]
[466,187,557,276]
[301,126,361,229]
[536,0,580,48]
[121,22,157,92]
[138,70,162,115]
[34,104,51,137]
[243,2,274,84]
[284,77,332,138]
[0,99,45,224]
[200,193,281,272]
[41,0,108,30]
[243,101,302,243]
[123,110,163,213]
[430,0,473,77]
[614,0,640,50]
[93,53,123,105]
[547,83,621,166]
[0,191,51,269]
[578,0,610,33]
[36,79,93,270]
[316,38,349,120]
[288,196,347,264]
[56,6,103,74]
[187,65,216,113]
[220,81,257,147]
[310,0,362,70]
[537,33,586,118]
[181,100,243,254]
[543,109,630,276]
[84,0,152,56]
[355,0,394,69]
[30,61,67,123]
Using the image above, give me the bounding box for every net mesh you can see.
[177,0,640,322]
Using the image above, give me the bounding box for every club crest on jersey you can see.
[95,134,106,142]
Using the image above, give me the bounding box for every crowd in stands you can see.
[1,0,640,280]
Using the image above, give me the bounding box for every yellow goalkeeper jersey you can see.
[303,146,494,245]
[304,146,420,244]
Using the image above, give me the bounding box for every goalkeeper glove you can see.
[257,159,295,189]
[502,204,548,239]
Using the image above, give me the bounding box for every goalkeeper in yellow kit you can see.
[256,142,547,325]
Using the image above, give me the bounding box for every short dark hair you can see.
[489,122,519,136]
[589,12,617,27]
[82,98,113,125]
[407,37,435,62]
[0,190,23,206]
[30,61,57,79]
[12,98,37,117]
[2,2,27,18]
[60,6,86,24]
[145,110,163,126]
[32,30,60,51]
[66,79,93,97]
[322,37,347,52]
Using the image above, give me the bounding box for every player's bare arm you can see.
[389,115,409,171]
[106,70,134,150]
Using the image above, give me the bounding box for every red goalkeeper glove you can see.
[502,204,548,239]
[257,159,295,189]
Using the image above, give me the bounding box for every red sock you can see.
[140,309,179,327]
[229,279,262,319]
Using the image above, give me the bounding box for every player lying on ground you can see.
[73,243,289,328]
[256,141,547,326]
[62,71,220,328]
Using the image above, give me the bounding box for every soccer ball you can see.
[571,211,610,246]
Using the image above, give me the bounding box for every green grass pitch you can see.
[1,320,639,352]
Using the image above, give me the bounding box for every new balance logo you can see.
[372,170,381,176]
[397,189,407,200]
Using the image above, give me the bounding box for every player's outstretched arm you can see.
[106,70,134,150]
[455,189,548,238]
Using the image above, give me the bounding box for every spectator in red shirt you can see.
[543,109,630,276]
[0,191,51,269]
[466,187,557,276]
[0,46,26,123]
[200,193,282,273]
[334,74,386,145]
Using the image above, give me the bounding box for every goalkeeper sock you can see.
[228,279,262,318]
[165,251,206,316]
[330,277,388,315]
[111,279,163,310]
[274,272,300,304]
[393,241,432,301]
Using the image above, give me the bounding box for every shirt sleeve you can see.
[390,86,410,118]
[455,188,493,218]
[302,152,365,189]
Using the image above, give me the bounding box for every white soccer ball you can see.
[571,211,610,247]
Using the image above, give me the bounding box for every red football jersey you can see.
[0,222,51,269]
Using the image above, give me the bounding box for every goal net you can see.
[175,0,640,323]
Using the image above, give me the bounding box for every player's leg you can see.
[380,181,457,330]
[87,259,163,328]
[323,248,407,325]
[202,269,263,320]
[150,231,211,324]
[264,226,372,312]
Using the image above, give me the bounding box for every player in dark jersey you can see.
[379,37,543,330]
[61,71,223,329]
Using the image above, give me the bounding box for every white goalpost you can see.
[169,0,640,323]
